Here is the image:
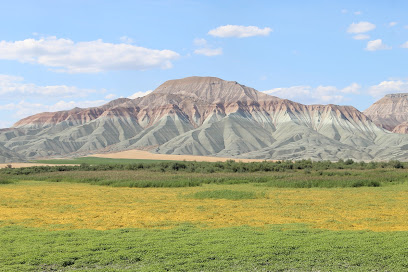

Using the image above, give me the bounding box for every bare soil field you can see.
[91,149,267,163]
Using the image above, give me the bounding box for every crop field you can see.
[1,159,408,271]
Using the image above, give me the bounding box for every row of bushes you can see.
[1,159,405,175]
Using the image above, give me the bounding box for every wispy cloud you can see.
[365,39,391,51]
[194,47,223,56]
[128,90,152,99]
[353,34,370,40]
[119,36,134,44]
[193,38,207,47]
[347,21,376,33]
[0,120,12,129]
[193,38,222,56]
[368,80,408,98]
[208,25,273,38]
[0,36,180,73]
[263,83,360,105]
[401,41,408,48]
[0,100,107,120]
[388,22,398,27]
[0,74,98,98]
[105,94,117,99]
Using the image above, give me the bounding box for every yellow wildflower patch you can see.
[1,181,407,231]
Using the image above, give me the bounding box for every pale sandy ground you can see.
[0,150,267,169]
[91,149,267,162]
[0,163,79,169]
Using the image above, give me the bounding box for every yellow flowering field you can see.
[1,180,408,231]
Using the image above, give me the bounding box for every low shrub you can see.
[0,177,13,184]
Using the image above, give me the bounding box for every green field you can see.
[1,226,408,271]
[1,159,408,271]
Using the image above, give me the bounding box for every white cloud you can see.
[0,36,180,73]
[368,80,408,98]
[119,36,134,44]
[365,39,391,51]
[341,83,361,94]
[193,38,222,56]
[208,25,273,38]
[193,38,208,47]
[401,41,408,48]
[0,74,98,97]
[353,34,370,40]
[389,22,398,27]
[128,90,152,99]
[341,9,348,14]
[263,83,360,105]
[405,25,408,29]
[347,21,376,33]
[0,120,12,129]
[105,94,117,99]
[194,47,223,56]
[0,100,107,119]
[354,11,362,15]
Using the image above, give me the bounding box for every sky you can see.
[0,0,408,128]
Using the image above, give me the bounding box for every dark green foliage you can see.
[1,226,408,271]
[389,160,404,169]
[5,159,408,176]
[0,177,12,184]
[344,159,354,165]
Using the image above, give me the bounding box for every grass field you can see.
[2,225,408,271]
[1,161,408,271]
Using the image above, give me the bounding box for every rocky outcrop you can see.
[393,122,408,134]
[364,93,408,132]
[2,76,408,162]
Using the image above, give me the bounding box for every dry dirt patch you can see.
[91,149,267,163]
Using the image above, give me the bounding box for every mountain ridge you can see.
[2,76,408,162]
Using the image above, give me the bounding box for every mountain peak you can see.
[364,93,408,131]
[385,93,408,98]
[152,76,276,104]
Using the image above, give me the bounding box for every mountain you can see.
[0,140,25,163]
[364,93,408,133]
[2,76,408,162]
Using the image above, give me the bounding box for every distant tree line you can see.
[1,159,405,175]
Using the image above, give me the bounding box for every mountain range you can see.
[2,76,408,163]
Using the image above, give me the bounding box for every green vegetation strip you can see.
[191,190,260,200]
[1,167,407,188]
[1,226,408,271]
[2,159,408,188]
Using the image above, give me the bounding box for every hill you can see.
[3,76,408,161]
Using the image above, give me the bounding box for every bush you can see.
[345,159,354,165]
[389,160,404,169]
[0,177,12,184]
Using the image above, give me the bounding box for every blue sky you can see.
[0,0,407,128]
